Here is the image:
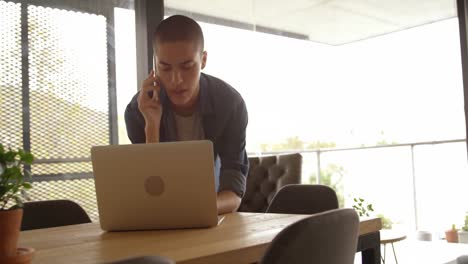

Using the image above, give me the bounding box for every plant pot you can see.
[459,231,468,244]
[445,229,459,243]
[0,247,34,264]
[416,230,432,241]
[0,208,23,257]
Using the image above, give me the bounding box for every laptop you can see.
[91,140,220,231]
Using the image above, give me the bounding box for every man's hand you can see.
[138,71,162,143]
[217,191,241,215]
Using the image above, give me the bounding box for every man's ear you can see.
[201,51,207,70]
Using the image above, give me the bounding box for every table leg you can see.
[381,243,386,264]
[357,231,381,264]
[391,242,398,264]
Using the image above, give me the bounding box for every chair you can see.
[21,199,92,231]
[239,153,302,212]
[107,256,175,264]
[266,184,338,214]
[260,208,360,264]
[458,255,468,264]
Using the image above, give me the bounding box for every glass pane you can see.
[164,0,466,237]
[166,2,464,151]
[301,152,318,184]
[414,142,468,234]
[321,147,415,231]
[115,7,136,145]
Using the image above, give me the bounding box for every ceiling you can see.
[164,0,457,45]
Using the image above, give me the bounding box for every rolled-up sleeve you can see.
[217,99,249,197]
[124,92,146,144]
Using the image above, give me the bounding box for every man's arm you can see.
[144,123,160,143]
[124,93,146,144]
[125,71,163,144]
[217,98,249,214]
[138,71,163,143]
[217,190,241,214]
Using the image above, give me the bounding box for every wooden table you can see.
[380,230,407,264]
[19,212,382,264]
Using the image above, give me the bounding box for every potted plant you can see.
[458,212,468,244]
[376,214,393,230]
[445,224,458,243]
[0,143,35,263]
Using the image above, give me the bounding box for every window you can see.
[0,0,136,220]
[166,1,466,232]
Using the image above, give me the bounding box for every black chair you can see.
[266,184,339,214]
[21,199,92,231]
[260,208,360,264]
[107,256,175,264]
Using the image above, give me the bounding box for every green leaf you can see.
[3,184,14,194]
[4,153,15,162]
[8,167,21,179]
[0,186,7,197]
[20,152,34,164]
[359,198,364,202]
[0,144,35,208]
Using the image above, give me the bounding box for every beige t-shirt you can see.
[174,111,205,141]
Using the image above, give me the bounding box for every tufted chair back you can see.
[239,153,302,212]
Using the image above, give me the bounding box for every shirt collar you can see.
[198,73,214,116]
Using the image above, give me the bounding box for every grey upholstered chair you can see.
[458,255,468,264]
[21,199,91,230]
[239,153,302,212]
[107,256,175,264]
[260,208,360,264]
[266,184,339,214]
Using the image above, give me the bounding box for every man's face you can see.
[155,41,207,109]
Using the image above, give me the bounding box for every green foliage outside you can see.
[260,136,336,152]
[309,164,345,208]
[376,214,393,229]
[376,140,399,146]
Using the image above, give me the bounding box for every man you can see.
[124,15,248,215]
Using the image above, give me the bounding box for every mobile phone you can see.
[147,52,160,99]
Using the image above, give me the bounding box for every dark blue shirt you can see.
[124,73,249,197]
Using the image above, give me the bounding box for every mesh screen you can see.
[28,5,109,160]
[32,162,93,175]
[28,179,99,221]
[25,5,110,220]
[0,3,113,220]
[0,1,23,148]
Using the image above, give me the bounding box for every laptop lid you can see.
[91,140,218,231]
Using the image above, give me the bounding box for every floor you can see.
[355,235,468,264]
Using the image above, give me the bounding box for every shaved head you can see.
[153,15,204,53]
